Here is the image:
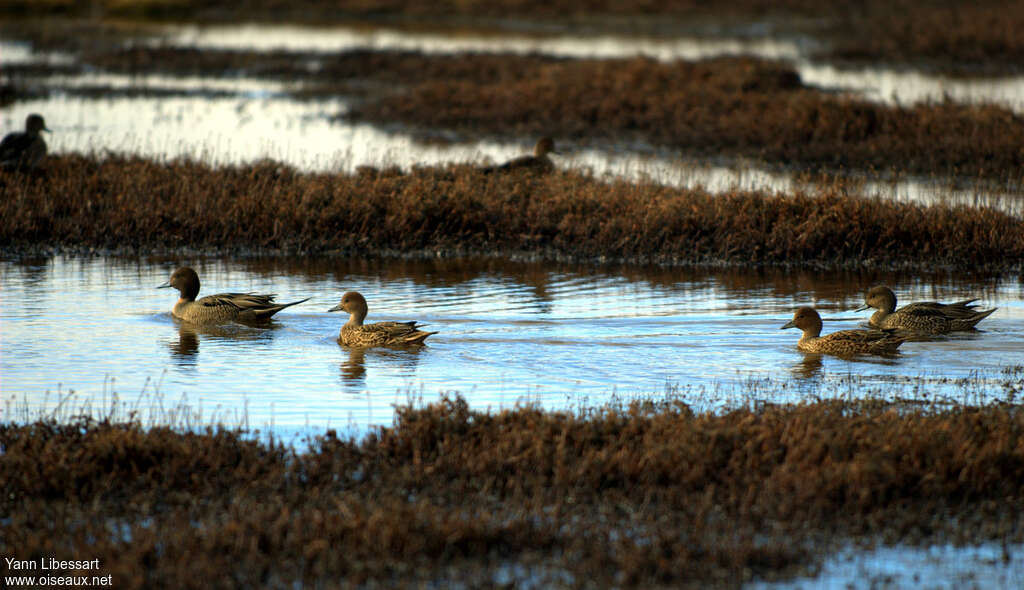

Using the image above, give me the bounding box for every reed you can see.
[345,56,1024,179]
[2,155,1021,270]
[3,394,1023,588]
[14,44,1024,177]
[2,1,1019,71]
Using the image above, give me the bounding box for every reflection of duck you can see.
[158,267,308,324]
[482,137,559,174]
[791,354,823,379]
[328,291,435,347]
[856,285,996,334]
[1,114,49,171]
[165,320,279,365]
[340,347,367,385]
[782,306,906,356]
[337,341,427,392]
[168,324,200,359]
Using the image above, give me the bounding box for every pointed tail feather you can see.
[248,297,310,321]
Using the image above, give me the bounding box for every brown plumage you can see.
[482,136,558,174]
[328,291,435,347]
[1,114,49,171]
[782,306,906,356]
[856,285,996,334]
[158,267,308,324]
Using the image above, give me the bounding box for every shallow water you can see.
[1,256,1021,439]
[751,542,1024,590]
[3,91,1021,217]
[156,23,1024,113]
[6,32,1024,216]
[4,21,1024,582]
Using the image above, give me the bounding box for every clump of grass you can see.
[4,1,1020,73]
[40,43,1024,178]
[3,394,1024,588]
[2,155,1022,270]
[826,1,1024,73]
[345,55,1024,179]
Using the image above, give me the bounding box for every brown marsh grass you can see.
[345,56,1024,179]
[2,155,1022,270]
[3,395,1024,588]
[3,1,1021,72]
[13,43,1024,178]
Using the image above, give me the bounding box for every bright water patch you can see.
[154,24,1024,113]
[3,94,1021,217]
[0,39,75,66]
[157,24,808,61]
[750,542,1024,590]
[6,29,1024,216]
[1,257,1021,438]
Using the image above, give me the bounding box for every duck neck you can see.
[345,307,367,328]
[802,322,822,341]
[180,278,200,302]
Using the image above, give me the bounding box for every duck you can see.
[158,267,308,324]
[328,291,435,347]
[782,306,906,356]
[855,285,996,334]
[1,114,49,171]
[482,136,559,174]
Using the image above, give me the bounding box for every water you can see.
[4,29,1024,217]
[2,256,1021,439]
[752,542,1024,590]
[2,91,1021,216]
[3,21,1024,585]
[156,23,1024,113]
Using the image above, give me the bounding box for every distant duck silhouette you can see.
[158,267,308,324]
[1,114,49,171]
[482,137,559,174]
[328,291,435,347]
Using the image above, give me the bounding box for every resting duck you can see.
[482,136,559,174]
[328,291,435,347]
[856,285,996,334]
[782,306,906,356]
[158,267,307,324]
[1,113,49,171]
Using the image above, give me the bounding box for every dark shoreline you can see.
[4,244,1023,277]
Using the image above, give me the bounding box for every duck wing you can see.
[199,292,308,321]
[898,300,981,319]
[357,321,436,345]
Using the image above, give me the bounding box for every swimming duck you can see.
[855,285,996,334]
[782,306,906,356]
[1,114,49,171]
[482,136,559,174]
[158,267,308,324]
[328,291,435,347]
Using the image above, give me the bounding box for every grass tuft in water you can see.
[2,154,1022,270]
[3,381,1024,588]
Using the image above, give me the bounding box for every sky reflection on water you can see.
[1,256,1021,439]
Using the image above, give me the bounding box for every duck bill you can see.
[327,303,343,312]
[854,304,870,312]
[780,320,796,330]
[157,281,172,289]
